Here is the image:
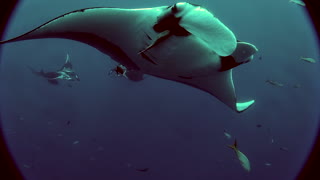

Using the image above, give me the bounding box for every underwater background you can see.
[0,0,319,180]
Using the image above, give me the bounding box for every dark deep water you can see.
[1,0,320,180]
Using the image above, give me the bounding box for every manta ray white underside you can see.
[0,2,258,113]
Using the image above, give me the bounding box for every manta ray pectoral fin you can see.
[60,53,73,71]
[236,100,255,112]
[65,53,70,64]
[180,69,254,113]
[219,42,258,71]
[0,7,155,71]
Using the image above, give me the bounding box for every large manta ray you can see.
[0,2,258,113]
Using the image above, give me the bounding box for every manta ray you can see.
[0,2,258,112]
[28,53,80,85]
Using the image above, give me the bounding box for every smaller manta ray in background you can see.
[228,139,251,172]
[264,162,272,166]
[29,53,80,85]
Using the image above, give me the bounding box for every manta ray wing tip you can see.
[236,100,255,113]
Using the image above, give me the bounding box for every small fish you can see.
[223,129,232,139]
[73,140,80,145]
[135,168,149,172]
[97,146,104,151]
[126,163,133,168]
[228,139,251,172]
[256,124,262,128]
[258,56,262,60]
[280,147,289,152]
[66,120,71,126]
[267,128,275,144]
[293,83,301,88]
[265,162,272,166]
[300,57,316,63]
[289,0,306,6]
[265,80,284,87]
[270,138,275,144]
[23,164,31,169]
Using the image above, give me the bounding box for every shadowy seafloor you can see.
[0,0,319,180]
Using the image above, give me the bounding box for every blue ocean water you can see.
[0,0,319,180]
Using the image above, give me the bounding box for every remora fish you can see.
[228,139,251,172]
[265,80,284,87]
[300,57,316,63]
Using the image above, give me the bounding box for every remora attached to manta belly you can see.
[0,2,258,113]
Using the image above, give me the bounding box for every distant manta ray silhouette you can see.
[0,2,258,112]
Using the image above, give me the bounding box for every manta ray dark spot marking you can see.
[153,16,190,36]
[173,26,191,36]
[219,56,241,71]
